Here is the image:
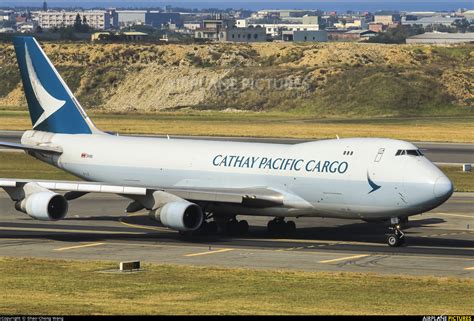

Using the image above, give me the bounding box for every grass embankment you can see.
[0,152,472,192]
[0,43,472,116]
[0,110,473,143]
[0,257,472,315]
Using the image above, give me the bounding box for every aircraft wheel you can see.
[238,220,249,234]
[387,234,402,247]
[286,221,296,233]
[267,220,276,233]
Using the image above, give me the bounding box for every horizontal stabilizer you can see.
[0,141,62,154]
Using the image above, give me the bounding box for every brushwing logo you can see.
[25,43,66,128]
[367,172,381,194]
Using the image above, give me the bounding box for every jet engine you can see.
[150,201,203,232]
[15,191,68,221]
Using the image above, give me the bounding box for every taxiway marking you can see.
[319,254,370,264]
[54,242,105,251]
[185,248,234,257]
[118,215,169,232]
[0,226,145,235]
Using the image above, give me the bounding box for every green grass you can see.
[442,166,474,193]
[0,152,472,192]
[0,110,474,142]
[0,257,472,315]
[0,152,77,180]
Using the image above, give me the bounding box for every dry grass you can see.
[0,257,473,315]
[1,111,474,143]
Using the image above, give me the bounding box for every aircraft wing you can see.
[0,141,63,154]
[0,179,286,207]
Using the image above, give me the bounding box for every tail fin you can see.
[13,36,99,134]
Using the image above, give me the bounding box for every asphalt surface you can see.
[0,131,472,164]
[0,192,472,277]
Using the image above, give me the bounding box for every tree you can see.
[82,15,88,25]
[36,25,43,34]
[367,25,424,44]
[73,13,82,32]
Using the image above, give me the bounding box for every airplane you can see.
[0,36,454,247]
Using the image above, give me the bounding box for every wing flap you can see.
[0,179,147,196]
[162,186,285,207]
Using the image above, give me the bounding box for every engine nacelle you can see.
[15,191,68,221]
[150,201,203,232]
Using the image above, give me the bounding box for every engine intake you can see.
[150,201,203,232]
[16,191,68,221]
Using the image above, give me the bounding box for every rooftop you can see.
[408,32,474,39]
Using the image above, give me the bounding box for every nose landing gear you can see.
[386,224,405,247]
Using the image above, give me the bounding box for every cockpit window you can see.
[395,149,423,156]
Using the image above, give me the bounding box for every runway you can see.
[0,192,472,277]
[0,130,473,164]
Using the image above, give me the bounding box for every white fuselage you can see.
[23,131,453,221]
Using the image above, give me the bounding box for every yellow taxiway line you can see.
[118,214,170,232]
[0,226,144,235]
[319,254,370,264]
[54,242,106,251]
[185,248,234,257]
[464,267,474,270]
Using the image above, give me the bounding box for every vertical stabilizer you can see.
[13,36,100,134]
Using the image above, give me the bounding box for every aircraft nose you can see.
[433,175,453,199]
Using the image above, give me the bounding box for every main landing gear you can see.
[386,218,406,247]
[267,217,296,235]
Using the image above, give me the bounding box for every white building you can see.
[406,32,474,44]
[114,10,146,27]
[0,10,15,22]
[36,11,111,30]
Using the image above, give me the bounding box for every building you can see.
[183,22,201,30]
[246,23,319,37]
[91,31,148,41]
[282,30,328,42]
[194,19,234,40]
[334,18,367,29]
[369,23,386,33]
[0,10,15,22]
[145,12,182,28]
[37,11,111,30]
[463,10,474,23]
[18,22,38,33]
[374,14,398,25]
[328,29,377,41]
[406,32,474,44]
[402,16,459,28]
[219,27,267,42]
[113,10,146,28]
[302,15,318,25]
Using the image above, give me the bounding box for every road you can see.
[0,192,472,277]
[0,130,473,164]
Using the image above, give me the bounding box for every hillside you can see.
[0,41,472,117]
